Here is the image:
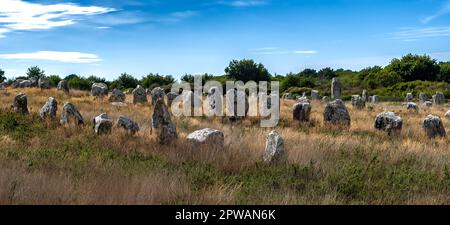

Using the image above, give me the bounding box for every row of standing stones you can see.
[8,78,450,164]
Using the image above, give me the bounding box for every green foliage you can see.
[0,110,47,141]
[66,74,91,91]
[363,69,403,89]
[140,73,175,89]
[371,80,450,98]
[110,73,138,90]
[47,75,61,87]
[286,87,312,96]
[26,66,45,80]
[0,68,5,83]
[438,62,450,83]
[181,73,215,85]
[225,59,270,82]
[385,54,440,82]
[318,67,336,79]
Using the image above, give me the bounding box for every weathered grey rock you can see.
[132,85,147,104]
[166,91,179,106]
[282,93,294,100]
[405,93,414,102]
[15,80,32,88]
[422,115,446,138]
[60,102,84,125]
[374,112,403,136]
[322,96,330,103]
[293,102,311,122]
[39,97,57,119]
[109,89,126,102]
[57,80,69,93]
[151,87,166,105]
[91,83,108,97]
[422,101,433,108]
[351,95,365,109]
[116,115,139,134]
[331,77,342,99]
[152,99,177,144]
[263,130,284,163]
[323,99,351,126]
[433,92,445,105]
[13,93,29,114]
[419,93,428,103]
[406,102,419,112]
[297,93,309,103]
[187,128,224,149]
[362,90,369,102]
[311,90,320,101]
[445,110,450,118]
[92,113,113,135]
[370,95,380,103]
[208,87,222,115]
[38,78,51,89]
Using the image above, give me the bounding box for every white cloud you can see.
[218,0,268,7]
[294,50,318,54]
[389,27,450,41]
[249,48,318,55]
[421,0,450,23]
[0,0,114,37]
[0,51,102,63]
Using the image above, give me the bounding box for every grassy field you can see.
[0,87,450,205]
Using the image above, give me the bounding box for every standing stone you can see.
[263,130,284,163]
[422,101,433,108]
[362,90,369,102]
[422,115,446,138]
[370,95,380,103]
[208,87,222,115]
[187,128,224,149]
[132,85,147,104]
[405,93,414,102]
[419,93,428,104]
[13,93,29,114]
[57,80,69,93]
[406,102,419,113]
[323,99,351,127]
[152,99,177,144]
[15,80,32,88]
[109,89,126,102]
[116,115,140,135]
[445,110,450,118]
[226,89,249,120]
[166,91,179,106]
[39,97,58,119]
[433,92,445,105]
[292,102,311,122]
[60,102,84,125]
[92,113,113,135]
[38,78,51,89]
[351,95,365,109]
[374,112,403,136]
[322,96,330,103]
[283,93,294,100]
[151,87,166,105]
[331,77,342,99]
[91,83,108,97]
[311,90,320,101]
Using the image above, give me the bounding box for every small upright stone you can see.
[323,99,351,127]
[351,95,365,109]
[419,93,428,103]
[60,102,84,125]
[292,102,311,122]
[422,101,433,108]
[422,115,446,138]
[263,130,284,163]
[322,96,330,103]
[331,77,342,99]
[152,99,177,144]
[38,78,51,89]
[151,87,166,105]
[374,112,403,136]
[370,95,380,103]
[311,90,320,101]
[132,85,147,104]
[13,93,29,114]
[109,89,126,102]
[91,83,108,97]
[57,80,69,93]
[187,128,224,149]
[405,93,414,102]
[433,92,445,105]
[40,97,58,119]
[362,90,369,102]
[92,113,113,135]
[406,102,419,113]
[116,115,140,135]
[166,91,179,106]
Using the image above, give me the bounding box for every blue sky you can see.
[0,0,450,80]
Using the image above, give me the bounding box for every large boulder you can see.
[263,130,284,163]
[38,78,51,89]
[419,93,428,103]
[422,115,446,138]
[116,115,140,135]
[292,102,311,122]
[433,92,445,105]
[13,93,29,114]
[406,102,419,113]
[91,83,108,97]
[109,89,126,102]
[151,87,166,105]
[351,95,365,109]
[57,80,69,93]
[39,97,58,119]
[132,85,147,104]
[374,112,403,136]
[323,99,351,127]
[362,89,369,102]
[331,77,342,99]
[60,102,84,125]
[187,128,224,149]
[152,99,177,144]
[92,113,113,135]
[15,80,32,88]
[311,90,320,101]
[405,93,414,102]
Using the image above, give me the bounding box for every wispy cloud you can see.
[0,0,114,37]
[0,51,102,63]
[249,47,317,55]
[389,27,450,41]
[421,0,450,23]
[218,0,269,7]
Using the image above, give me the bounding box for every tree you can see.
[110,73,138,90]
[26,66,45,80]
[438,62,450,83]
[363,68,403,89]
[66,75,90,90]
[180,73,214,85]
[280,73,300,92]
[317,67,336,80]
[47,75,61,87]
[299,68,317,77]
[358,66,382,81]
[86,75,107,85]
[139,73,175,88]
[0,68,5,83]
[385,54,440,81]
[224,59,270,83]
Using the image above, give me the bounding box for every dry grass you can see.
[0,87,450,205]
